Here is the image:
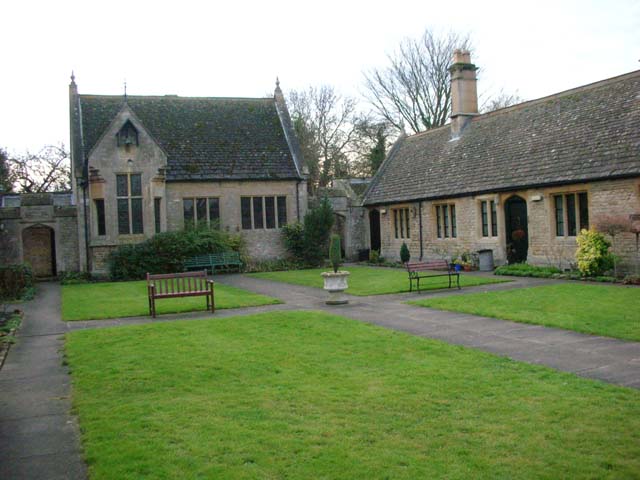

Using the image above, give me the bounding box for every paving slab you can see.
[0,282,87,480]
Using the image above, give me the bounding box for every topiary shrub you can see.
[329,234,342,273]
[400,242,411,264]
[575,228,614,277]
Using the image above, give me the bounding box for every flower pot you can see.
[463,265,472,272]
[454,264,462,272]
[321,271,350,305]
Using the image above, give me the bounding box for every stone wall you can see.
[166,180,306,260]
[373,177,640,272]
[0,196,79,275]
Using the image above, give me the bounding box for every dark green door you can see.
[505,196,528,264]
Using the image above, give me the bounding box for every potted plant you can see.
[452,258,463,272]
[400,242,411,265]
[321,234,350,305]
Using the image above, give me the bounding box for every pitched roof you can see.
[363,70,640,206]
[78,95,302,181]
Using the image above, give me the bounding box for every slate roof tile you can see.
[79,95,301,181]
[364,70,640,205]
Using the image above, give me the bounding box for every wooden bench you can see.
[146,270,214,318]
[184,252,243,274]
[406,259,460,292]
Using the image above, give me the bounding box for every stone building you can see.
[68,76,307,275]
[322,179,371,261]
[363,51,640,271]
[0,193,78,277]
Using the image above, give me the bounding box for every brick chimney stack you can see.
[449,49,478,138]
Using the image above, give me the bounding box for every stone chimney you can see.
[449,49,478,138]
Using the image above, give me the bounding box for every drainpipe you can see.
[418,201,424,260]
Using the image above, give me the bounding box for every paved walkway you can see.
[0,283,87,480]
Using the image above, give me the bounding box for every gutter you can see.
[418,201,423,260]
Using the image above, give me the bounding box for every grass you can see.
[250,266,506,295]
[410,283,640,341]
[62,280,280,321]
[65,310,640,479]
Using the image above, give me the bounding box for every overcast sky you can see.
[2,0,638,155]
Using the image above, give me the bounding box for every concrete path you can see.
[0,282,87,480]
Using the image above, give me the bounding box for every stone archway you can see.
[22,225,56,277]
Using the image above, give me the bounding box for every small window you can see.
[116,120,139,147]
[436,203,456,239]
[277,196,287,227]
[154,198,162,234]
[95,199,106,236]
[253,197,264,229]
[554,192,588,237]
[481,201,489,237]
[392,207,410,239]
[554,195,564,236]
[209,198,220,226]
[265,197,276,229]
[241,197,252,230]
[481,200,498,238]
[578,193,589,230]
[183,197,221,228]
[490,201,498,237]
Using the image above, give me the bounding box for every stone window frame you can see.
[478,198,499,238]
[182,196,220,229]
[241,196,287,230]
[435,203,457,239]
[116,173,143,235]
[392,207,410,239]
[553,191,589,237]
[154,197,162,234]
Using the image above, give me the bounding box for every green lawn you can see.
[250,266,506,295]
[62,281,280,321]
[66,311,640,479]
[410,283,640,341]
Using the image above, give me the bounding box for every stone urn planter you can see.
[321,271,350,305]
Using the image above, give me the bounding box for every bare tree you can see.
[363,29,471,134]
[288,86,358,188]
[481,89,524,113]
[9,145,71,193]
[0,147,12,193]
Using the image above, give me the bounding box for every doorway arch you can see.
[22,225,56,277]
[504,196,528,264]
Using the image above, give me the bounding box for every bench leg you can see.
[448,274,452,289]
[409,277,412,293]
[151,297,156,318]
[457,274,461,290]
[417,277,420,293]
[210,283,215,314]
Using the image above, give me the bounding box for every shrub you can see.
[622,274,640,285]
[494,263,561,278]
[329,235,342,273]
[575,229,614,277]
[400,242,411,264]
[0,264,34,302]
[107,226,242,280]
[369,250,381,264]
[282,197,334,266]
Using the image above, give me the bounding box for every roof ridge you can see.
[79,94,274,101]
[477,68,640,120]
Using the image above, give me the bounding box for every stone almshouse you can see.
[68,77,308,274]
[363,51,640,270]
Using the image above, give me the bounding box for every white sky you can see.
[2,0,638,154]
